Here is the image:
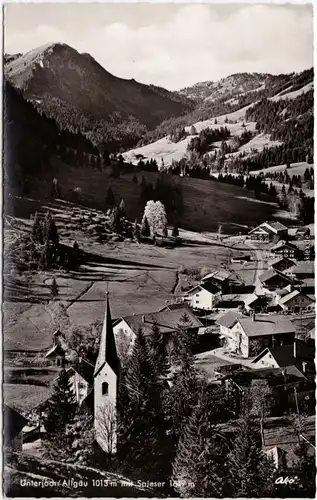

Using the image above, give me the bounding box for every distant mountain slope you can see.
[179,72,269,102]
[5,42,192,150]
[123,69,314,172]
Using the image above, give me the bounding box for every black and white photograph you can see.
[2,1,316,497]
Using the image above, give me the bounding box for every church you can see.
[93,292,120,454]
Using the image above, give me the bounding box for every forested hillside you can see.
[138,69,313,147]
[5,43,192,152]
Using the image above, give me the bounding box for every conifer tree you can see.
[172,225,179,237]
[105,186,115,208]
[133,218,140,242]
[43,369,77,435]
[119,199,126,219]
[43,211,59,248]
[32,211,43,245]
[108,206,122,234]
[226,412,274,497]
[140,215,151,237]
[149,322,169,383]
[291,440,316,497]
[172,390,228,497]
[50,276,59,299]
[118,329,170,476]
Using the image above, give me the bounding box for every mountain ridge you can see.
[5,42,192,150]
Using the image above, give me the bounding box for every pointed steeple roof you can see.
[94,292,120,377]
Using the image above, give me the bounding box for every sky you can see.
[4,2,313,91]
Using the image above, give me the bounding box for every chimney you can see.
[302,361,307,374]
[142,315,145,323]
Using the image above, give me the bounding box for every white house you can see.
[94,294,120,455]
[65,358,94,407]
[113,305,203,354]
[278,289,314,313]
[183,283,222,310]
[248,221,288,241]
[216,312,295,357]
[251,341,314,375]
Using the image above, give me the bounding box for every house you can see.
[216,312,295,357]
[94,294,120,455]
[251,340,315,375]
[248,221,288,241]
[183,282,222,310]
[278,289,314,313]
[284,261,315,280]
[272,285,292,305]
[113,306,203,353]
[270,240,303,260]
[3,404,28,451]
[268,256,295,273]
[201,269,231,293]
[244,293,268,313]
[261,415,315,467]
[223,366,308,418]
[295,226,311,240]
[46,330,69,367]
[65,357,95,407]
[216,310,244,338]
[215,293,251,310]
[259,269,294,292]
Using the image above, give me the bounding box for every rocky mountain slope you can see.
[5,42,192,150]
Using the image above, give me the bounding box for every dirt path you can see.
[245,240,266,294]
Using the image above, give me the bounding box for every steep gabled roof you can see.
[68,357,95,385]
[201,269,231,282]
[216,311,243,329]
[268,256,295,269]
[117,306,203,337]
[249,221,288,235]
[279,289,313,305]
[259,269,293,284]
[184,282,221,296]
[252,342,314,371]
[287,262,315,276]
[271,240,297,251]
[94,294,120,377]
[238,315,295,337]
[3,404,28,447]
[264,221,288,232]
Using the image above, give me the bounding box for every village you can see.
[4,213,315,492]
[3,3,315,496]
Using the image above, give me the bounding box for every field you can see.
[3,383,53,412]
[252,161,313,177]
[15,157,292,234]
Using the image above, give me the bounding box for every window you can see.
[268,354,272,359]
[102,382,109,396]
[78,383,85,389]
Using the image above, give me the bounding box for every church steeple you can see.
[94,292,120,378]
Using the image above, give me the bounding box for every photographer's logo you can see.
[275,476,300,485]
